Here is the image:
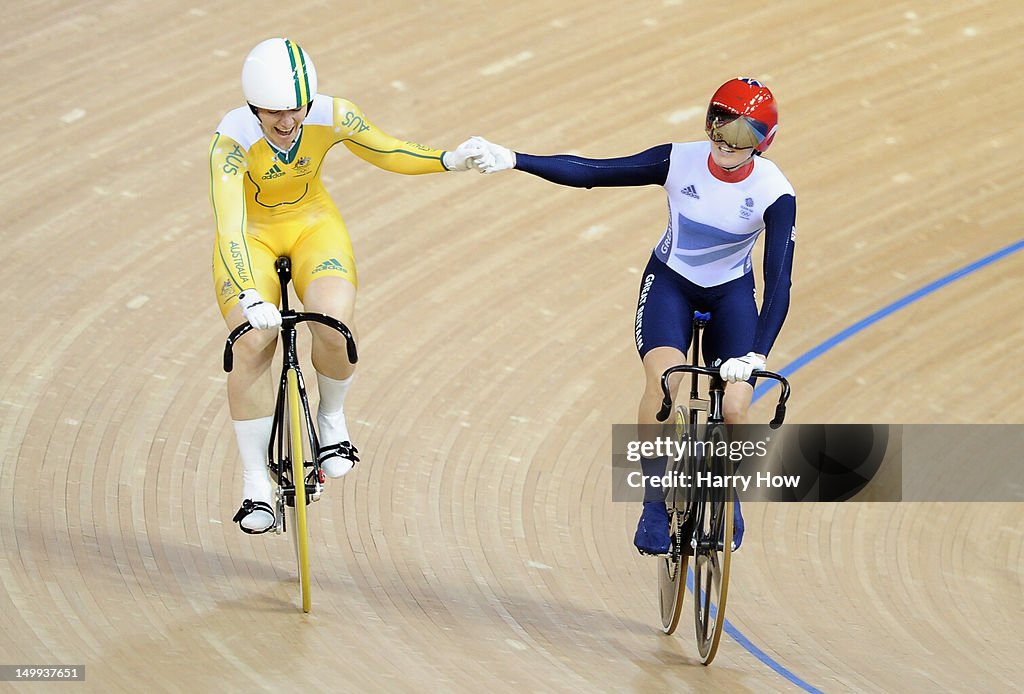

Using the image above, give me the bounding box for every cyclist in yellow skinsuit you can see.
[210,38,482,533]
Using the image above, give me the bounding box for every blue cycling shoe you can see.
[634,500,671,555]
[713,497,746,551]
[730,497,745,551]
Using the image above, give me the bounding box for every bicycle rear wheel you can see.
[658,405,693,634]
[286,368,312,613]
[692,424,733,664]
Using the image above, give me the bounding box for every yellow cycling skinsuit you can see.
[209,94,449,316]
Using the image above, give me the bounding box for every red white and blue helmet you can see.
[705,77,778,153]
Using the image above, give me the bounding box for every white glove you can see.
[467,136,515,174]
[719,352,766,383]
[238,289,281,330]
[443,138,485,171]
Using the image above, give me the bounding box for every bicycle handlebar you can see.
[223,311,358,372]
[656,364,791,429]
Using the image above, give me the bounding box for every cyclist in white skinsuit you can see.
[465,78,797,554]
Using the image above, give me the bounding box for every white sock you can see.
[316,372,353,445]
[233,416,274,504]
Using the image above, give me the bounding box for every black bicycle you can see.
[654,311,790,664]
[223,256,357,613]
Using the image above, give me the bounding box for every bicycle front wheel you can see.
[286,368,312,613]
[692,424,733,664]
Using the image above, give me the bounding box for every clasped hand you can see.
[446,136,515,174]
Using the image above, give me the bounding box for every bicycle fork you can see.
[268,266,324,533]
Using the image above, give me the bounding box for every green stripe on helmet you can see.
[283,39,310,107]
[294,43,311,105]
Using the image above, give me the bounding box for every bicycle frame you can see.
[223,260,358,503]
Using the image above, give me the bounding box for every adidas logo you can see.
[313,258,348,274]
[681,184,699,199]
[262,164,285,180]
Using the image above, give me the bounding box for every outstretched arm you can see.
[473,136,671,188]
[516,146,672,188]
[334,98,479,173]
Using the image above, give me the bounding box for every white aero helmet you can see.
[242,38,318,110]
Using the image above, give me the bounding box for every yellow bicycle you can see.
[224,256,357,613]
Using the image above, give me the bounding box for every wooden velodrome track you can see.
[2,1,1021,691]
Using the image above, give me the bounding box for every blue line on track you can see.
[686,571,825,692]
[715,239,1024,691]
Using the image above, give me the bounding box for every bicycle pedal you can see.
[637,547,671,557]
